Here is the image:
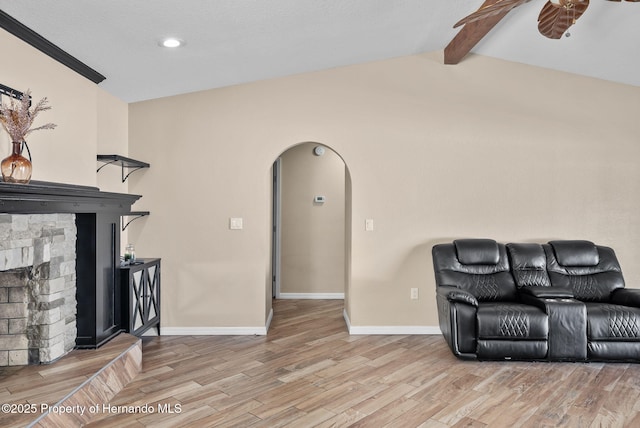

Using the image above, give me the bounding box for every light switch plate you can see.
[229,217,243,230]
[365,219,374,231]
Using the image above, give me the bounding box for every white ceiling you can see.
[1,0,638,103]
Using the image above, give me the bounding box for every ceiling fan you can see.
[455,0,639,40]
[445,0,639,64]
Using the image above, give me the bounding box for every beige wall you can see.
[0,29,121,187]
[279,143,346,295]
[2,28,129,242]
[96,90,129,193]
[129,51,640,330]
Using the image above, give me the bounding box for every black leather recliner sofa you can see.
[432,239,640,362]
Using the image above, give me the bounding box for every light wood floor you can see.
[82,299,640,427]
[0,333,140,428]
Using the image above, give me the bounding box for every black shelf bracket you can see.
[121,211,150,231]
[97,155,150,183]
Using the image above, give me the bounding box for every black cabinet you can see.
[120,258,161,337]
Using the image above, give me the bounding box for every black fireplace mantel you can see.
[0,180,141,214]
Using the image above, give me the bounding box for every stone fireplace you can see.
[0,214,77,365]
[0,181,140,366]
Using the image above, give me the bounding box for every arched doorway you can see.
[271,143,351,302]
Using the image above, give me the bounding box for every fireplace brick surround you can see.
[0,213,77,365]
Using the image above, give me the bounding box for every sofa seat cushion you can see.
[587,303,640,340]
[477,303,548,340]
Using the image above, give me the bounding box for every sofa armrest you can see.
[437,286,478,307]
[519,286,574,299]
[611,288,640,308]
[436,286,478,358]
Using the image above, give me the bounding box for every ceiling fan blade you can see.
[605,0,640,2]
[538,0,589,39]
[453,0,532,28]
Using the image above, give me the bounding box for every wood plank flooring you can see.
[80,299,640,427]
[0,333,141,428]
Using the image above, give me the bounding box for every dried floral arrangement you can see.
[0,89,56,142]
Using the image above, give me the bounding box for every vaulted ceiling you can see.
[0,0,638,102]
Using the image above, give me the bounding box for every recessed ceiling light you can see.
[159,38,184,48]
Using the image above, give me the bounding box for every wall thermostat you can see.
[313,146,325,156]
[314,196,326,203]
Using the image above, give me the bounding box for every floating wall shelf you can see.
[121,211,150,231]
[97,155,150,183]
[97,154,151,230]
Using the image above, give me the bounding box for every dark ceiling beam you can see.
[0,10,106,84]
[444,0,512,65]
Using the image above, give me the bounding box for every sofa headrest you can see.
[507,243,546,269]
[549,240,599,267]
[454,239,500,265]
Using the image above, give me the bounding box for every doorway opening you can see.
[271,143,351,303]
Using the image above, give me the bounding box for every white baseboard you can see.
[343,309,353,331]
[161,307,441,337]
[343,309,441,335]
[265,307,274,332]
[161,327,267,336]
[278,293,345,299]
[162,308,274,336]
